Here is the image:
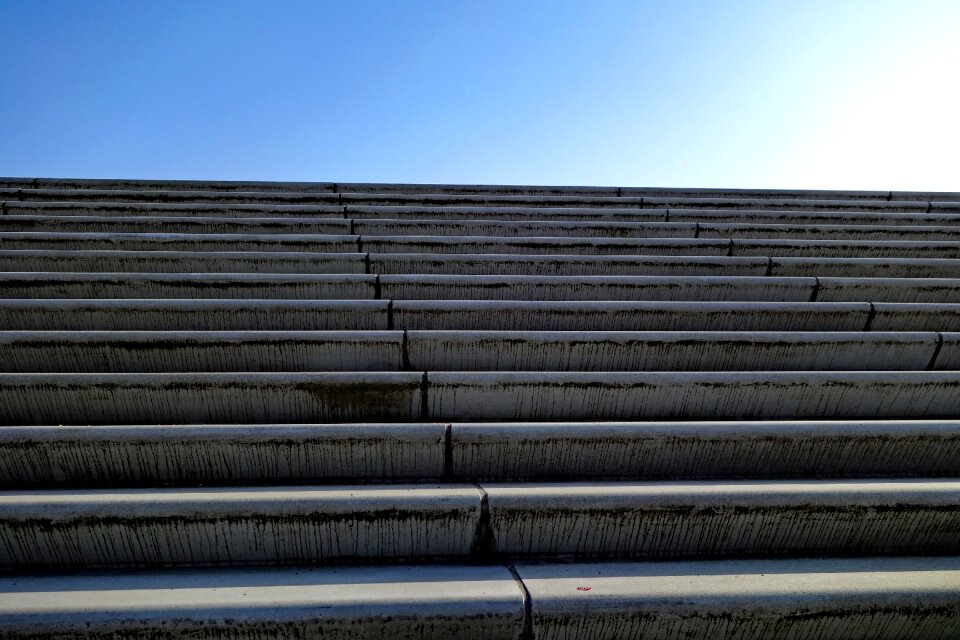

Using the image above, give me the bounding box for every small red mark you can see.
[576,586,592,591]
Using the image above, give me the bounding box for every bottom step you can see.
[1,557,957,639]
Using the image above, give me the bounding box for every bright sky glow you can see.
[1,0,958,190]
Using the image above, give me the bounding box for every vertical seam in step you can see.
[356,235,364,253]
[0,201,6,216]
[616,186,622,197]
[373,274,381,299]
[401,329,412,370]
[927,332,945,370]
[386,299,395,330]
[693,222,700,238]
[341,204,348,217]
[727,239,734,256]
[808,277,820,302]
[927,201,933,213]
[506,564,534,640]
[886,191,893,201]
[363,252,371,275]
[337,192,343,205]
[443,423,453,480]
[864,302,876,331]
[471,483,497,560]
[764,256,773,276]
[348,218,355,234]
[664,208,670,222]
[419,371,429,420]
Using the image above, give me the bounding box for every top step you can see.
[1,177,958,201]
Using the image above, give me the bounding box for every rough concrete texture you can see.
[406,330,937,371]
[426,371,960,420]
[3,200,348,217]
[0,372,423,425]
[519,557,960,640]
[0,330,405,373]
[0,215,352,235]
[0,232,359,252]
[361,235,731,255]
[0,299,390,330]
[0,565,525,640]
[0,484,481,567]
[0,423,448,487]
[451,420,960,480]
[484,479,960,559]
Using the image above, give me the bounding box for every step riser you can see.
[2,422,958,487]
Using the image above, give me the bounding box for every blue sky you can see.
[1,1,958,190]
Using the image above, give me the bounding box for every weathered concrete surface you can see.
[451,421,960,480]
[0,232,360,252]
[642,196,930,212]
[0,484,480,566]
[732,238,960,258]
[360,235,730,255]
[346,204,669,222]
[0,215,352,234]
[700,222,960,241]
[519,557,960,640]
[3,200,347,218]
[870,303,960,331]
[379,275,816,302]
[0,372,423,425]
[771,257,960,278]
[354,219,697,238]
[0,565,524,640]
[7,187,344,205]
[392,301,872,331]
[817,277,960,303]
[0,272,376,299]
[406,331,936,371]
[371,254,769,276]
[0,250,368,274]
[668,207,960,226]
[425,371,960,421]
[0,331,404,372]
[483,480,960,559]
[0,423,447,487]
[0,300,390,330]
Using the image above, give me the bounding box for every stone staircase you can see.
[0,178,958,639]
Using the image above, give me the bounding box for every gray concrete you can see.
[927,332,960,370]
[0,372,423,425]
[0,299,390,330]
[643,196,930,212]
[0,423,447,487]
[0,215,352,234]
[425,371,960,421]
[818,277,960,303]
[0,331,404,373]
[519,557,960,640]
[0,232,360,252]
[10,187,344,205]
[732,238,960,258]
[0,484,480,566]
[346,204,669,222]
[379,275,816,302]
[770,257,960,278]
[484,479,960,559]
[0,565,524,640]
[451,420,960,480]
[371,253,769,276]
[406,331,937,371]
[870,303,960,331]
[3,200,347,217]
[701,222,960,240]
[668,207,960,226]
[354,219,697,238]
[360,235,730,255]
[392,301,872,331]
[0,272,376,299]
[0,250,368,274]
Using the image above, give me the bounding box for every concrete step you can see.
[0,330,947,374]
[0,299,391,330]
[0,564,525,640]
[0,215,353,234]
[3,200,348,217]
[0,480,957,567]
[0,273,377,299]
[0,250,368,274]
[0,372,423,425]
[424,371,960,421]
[0,331,404,372]
[518,557,960,640]
[2,421,957,488]
[1,558,957,640]
[0,232,360,252]
[4,371,960,424]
